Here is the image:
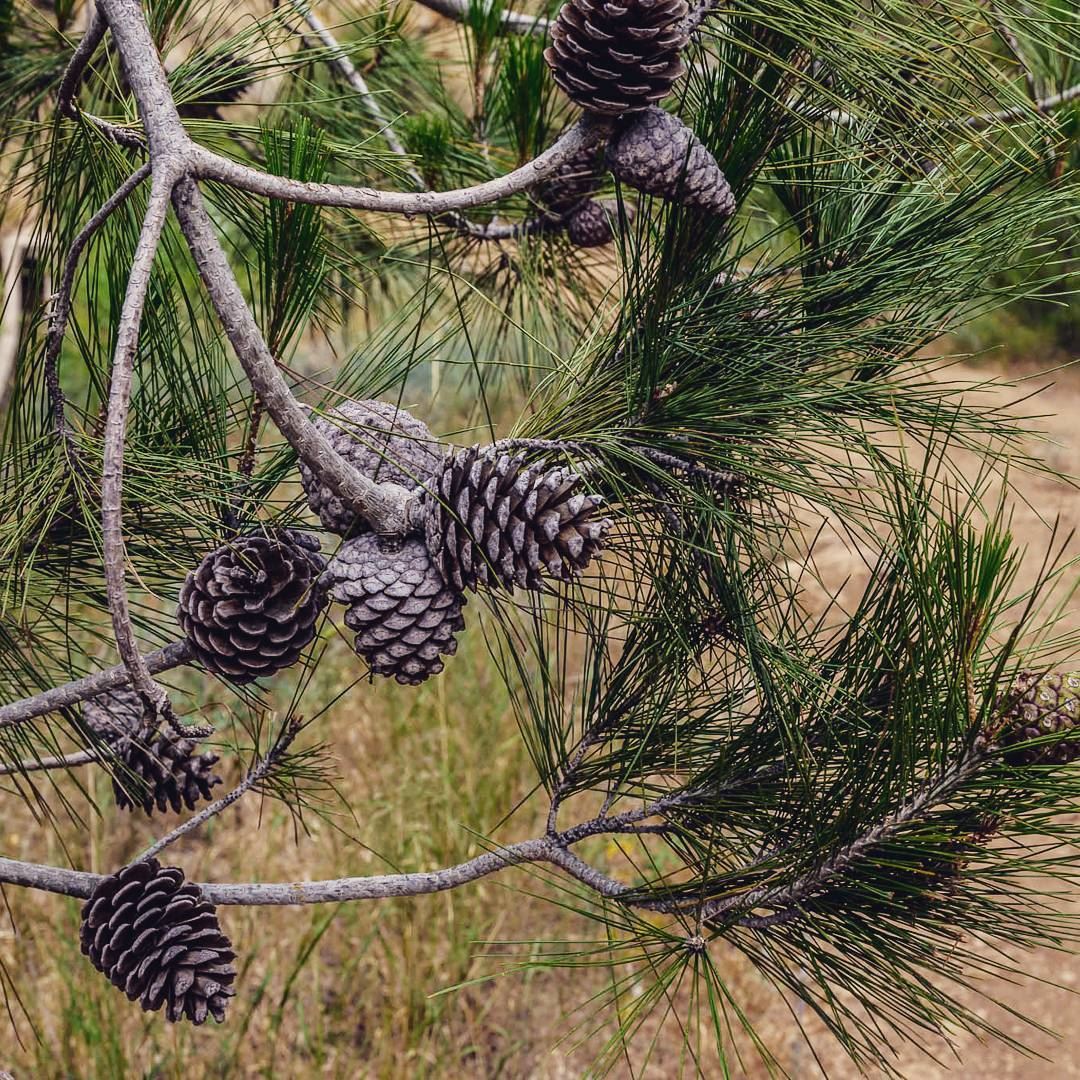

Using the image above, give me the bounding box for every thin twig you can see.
[700,742,991,924]
[136,719,303,863]
[100,173,201,739]
[412,0,551,36]
[0,747,101,777]
[57,5,145,149]
[44,162,153,457]
[172,179,420,536]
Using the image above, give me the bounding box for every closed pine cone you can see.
[327,533,466,685]
[299,399,443,536]
[80,859,236,1024]
[423,446,612,592]
[544,0,688,116]
[82,688,222,815]
[535,143,606,215]
[999,670,1080,765]
[606,107,734,216]
[568,200,618,247]
[177,530,327,684]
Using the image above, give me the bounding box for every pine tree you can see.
[0,0,1078,1071]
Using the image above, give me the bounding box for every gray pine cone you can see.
[535,142,606,215]
[999,671,1080,765]
[423,446,612,593]
[327,533,466,685]
[80,859,236,1024]
[82,688,222,815]
[606,107,734,216]
[544,0,688,116]
[82,686,145,746]
[177,531,327,684]
[299,399,443,536]
[568,200,617,247]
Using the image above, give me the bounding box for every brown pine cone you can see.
[327,533,466,685]
[80,859,236,1024]
[299,399,444,536]
[177,531,328,684]
[606,107,734,216]
[999,671,1080,765]
[81,686,145,747]
[544,0,688,116]
[535,142,606,215]
[81,688,222,815]
[422,446,612,592]
[567,200,618,247]
[112,728,223,816]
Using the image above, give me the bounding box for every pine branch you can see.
[0,641,194,731]
[0,748,100,777]
[100,174,195,735]
[57,5,145,148]
[411,0,552,36]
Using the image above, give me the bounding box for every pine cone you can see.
[82,688,223,815]
[544,0,688,116]
[299,399,444,536]
[606,107,734,216]
[999,671,1080,765]
[535,143,606,215]
[422,446,612,592]
[568,200,617,247]
[177,531,328,684]
[113,729,223,816]
[81,686,145,747]
[80,859,236,1024]
[327,533,466,685]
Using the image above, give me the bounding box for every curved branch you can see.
[0,642,194,731]
[57,4,146,149]
[100,174,182,729]
[412,0,551,36]
[189,116,609,213]
[172,179,419,535]
[45,162,153,453]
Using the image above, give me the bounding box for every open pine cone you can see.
[422,446,612,592]
[80,859,236,1025]
[999,670,1080,765]
[606,107,734,216]
[299,399,443,536]
[327,533,466,685]
[544,0,689,116]
[177,531,328,684]
[82,688,222,815]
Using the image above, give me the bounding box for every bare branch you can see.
[412,0,551,36]
[0,641,194,731]
[0,747,101,777]
[57,4,145,149]
[189,117,609,213]
[290,0,418,173]
[100,174,189,736]
[172,179,420,535]
[45,162,153,455]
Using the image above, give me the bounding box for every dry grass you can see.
[3,359,1080,1079]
